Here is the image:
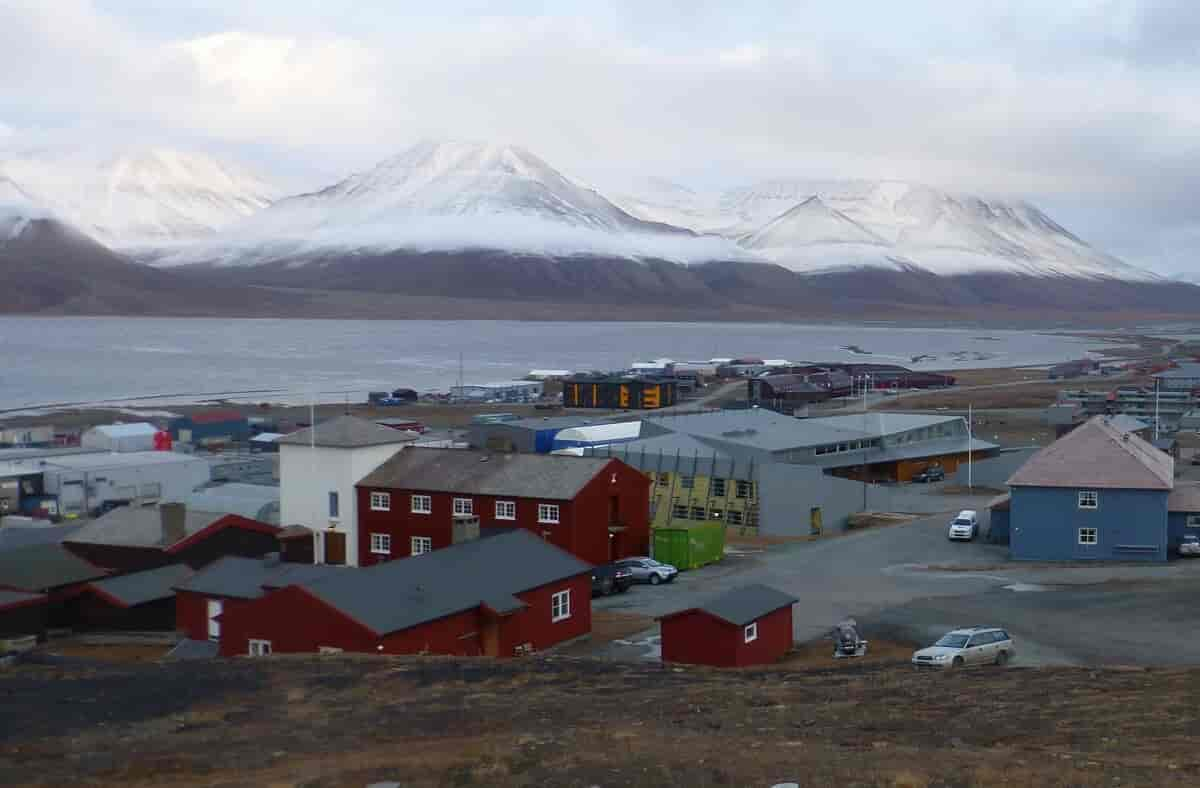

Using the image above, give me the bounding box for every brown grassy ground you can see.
[2,655,1197,787]
[35,643,170,664]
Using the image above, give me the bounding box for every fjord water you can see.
[0,317,1102,412]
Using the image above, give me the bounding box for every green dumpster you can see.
[652,522,725,570]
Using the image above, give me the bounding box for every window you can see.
[369,492,391,512]
[1187,515,1200,528]
[1078,527,1098,545]
[495,500,516,520]
[370,533,391,555]
[680,475,695,489]
[711,478,727,497]
[1078,490,1099,510]
[744,622,758,643]
[453,497,473,516]
[691,506,706,520]
[411,494,431,514]
[672,503,689,519]
[248,639,272,657]
[327,491,339,519]
[411,536,432,555]
[551,590,571,622]
[735,480,753,499]
[727,510,744,526]
[656,474,669,487]
[538,503,560,524]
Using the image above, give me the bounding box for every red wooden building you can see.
[659,584,798,668]
[210,530,591,658]
[355,448,650,567]
[59,564,193,631]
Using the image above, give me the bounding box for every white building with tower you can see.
[277,415,418,566]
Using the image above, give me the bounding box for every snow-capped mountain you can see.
[159,140,749,266]
[0,148,279,248]
[618,178,1158,281]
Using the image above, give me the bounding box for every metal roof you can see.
[85,563,193,607]
[174,555,344,599]
[809,435,999,469]
[0,589,46,611]
[498,416,607,431]
[661,584,798,627]
[358,447,615,500]
[0,523,82,552]
[276,415,418,449]
[67,507,230,548]
[86,423,158,438]
[0,544,108,592]
[1008,416,1174,491]
[1168,483,1200,513]
[183,484,280,524]
[299,530,590,636]
[1106,415,1151,434]
[22,451,207,472]
[643,410,965,452]
[164,638,220,660]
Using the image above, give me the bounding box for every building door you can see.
[325,531,347,565]
[206,599,223,641]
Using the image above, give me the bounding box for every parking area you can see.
[586,492,1200,667]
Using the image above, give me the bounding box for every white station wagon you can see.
[911,626,1015,669]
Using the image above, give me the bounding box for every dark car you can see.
[591,563,634,596]
[912,466,945,483]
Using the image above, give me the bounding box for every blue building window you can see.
[1077,491,1098,510]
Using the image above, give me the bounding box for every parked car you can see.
[614,557,679,585]
[947,510,978,541]
[912,466,945,483]
[591,563,634,596]
[911,626,1015,669]
[1180,534,1200,557]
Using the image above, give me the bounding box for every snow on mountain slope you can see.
[159,141,747,266]
[0,176,54,241]
[0,148,279,247]
[623,177,1156,280]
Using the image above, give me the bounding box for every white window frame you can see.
[551,589,571,622]
[411,536,432,555]
[248,639,272,657]
[369,532,392,555]
[537,503,560,524]
[411,494,432,514]
[453,497,473,516]
[735,480,753,499]
[495,500,516,520]
[1078,527,1098,545]
[369,491,391,512]
[1187,514,1200,528]
[744,622,758,643]
[1077,490,1099,510]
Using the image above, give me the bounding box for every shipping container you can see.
[652,522,725,570]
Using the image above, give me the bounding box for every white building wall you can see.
[43,455,210,515]
[279,442,407,567]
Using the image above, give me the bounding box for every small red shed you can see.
[355,447,650,567]
[658,584,798,668]
[216,530,592,658]
[59,563,193,631]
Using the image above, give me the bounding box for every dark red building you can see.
[659,584,798,668]
[213,530,592,658]
[64,504,282,572]
[0,591,48,641]
[355,448,650,567]
[59,563,193,631]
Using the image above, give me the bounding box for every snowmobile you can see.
[832,618,868,659]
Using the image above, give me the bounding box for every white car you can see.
[614,557,679,585]
[1180,534,1200,557]
[912,627,1015,669]
[947,510,978,541]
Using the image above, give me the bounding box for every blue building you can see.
[169,411,251,446]
[1007,416,1175,562]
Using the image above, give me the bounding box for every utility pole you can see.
[1155,377,1161,441]
[967,403,974,491]
[861,374,871,511]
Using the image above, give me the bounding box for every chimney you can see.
[160,502,187,547]
[452,514,481,544]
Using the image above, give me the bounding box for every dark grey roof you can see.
[665,584,798,627]
[86,564,193,607]
[67,507,230,549]
[502,416,609,431]
[358,447,614,500]
[276,415,417,449]
[174,555,343,599]
[0,544,108,592]
[0,589,46,610]
[0,524,82,552]
[164,638,219,660]
[299,530,590,636]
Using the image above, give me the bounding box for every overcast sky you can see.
[1,0,1197,273]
